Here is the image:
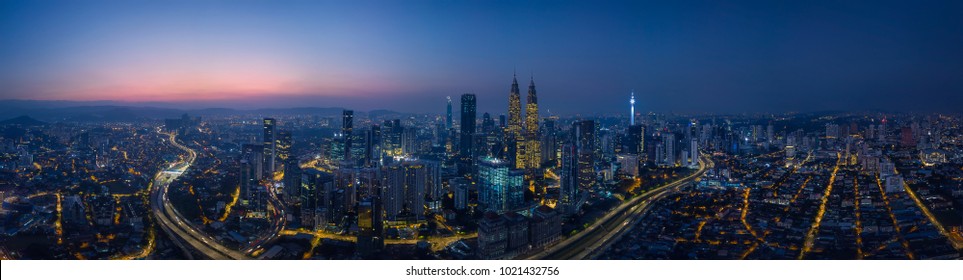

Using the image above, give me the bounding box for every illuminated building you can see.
[630,90,636,125]
[300,169,333,230]
[383,160,435,222]
[263,118,276,176]
[559,143,580,216]
[241,144,264,208]
[617,154,639,177]
[573,120,596,190]
[342,110,354,162]
[507,74,523,139]
[524,76,541,170]
[662,133,675,167]
[276,130,292,162]
[382,119,403,157]
[477,157,524,213]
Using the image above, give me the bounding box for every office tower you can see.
[477,213,508,259]
[499,115,506,128]
[277,130,292,163]
[446,96,453,130]
[357,196,384,258]
[541,118,558,167]
[450,178,471,210]
[477,157,525,213]
[242,144,264,180]
[524,76,541,170]
[663,133,675,166]
[573,120,596,190]
[241,144,264,210]
[626,125,645,156]
[559,143,579,216]
[689,139,699,168]
[382,119,403,157]
[283,156,302,201]
[459,94,477,175]
[630,90,636,125]
[401,126,416,155]
[362,129,374,167]
[301,169,333,230]
[263,118,276,176]
[329,134,346,162]
[342,110,353,162]
[507,74,523,138]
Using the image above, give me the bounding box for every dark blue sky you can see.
[1,0,961,114]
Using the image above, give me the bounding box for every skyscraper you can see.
[342,110,354,162]
[524,76,541,170]
[559,143,579,216]
[460,94,477,175]
[357,196,384,258]
[663,133,676,167]
[450,178,471,211]
[241,144,265,211]
[507,74,525,169]
[541,117,558,167]
[477,157,524,213]
[277,130,292,162]
[573,120,596,191]
[446,96,453,130]
[263,118,276,176]
[382,119,403,157]
[626,125,645,156]
[283,156,301,201]
[383,160,432,221]
[300,169,332,230]
[507,74,523,138]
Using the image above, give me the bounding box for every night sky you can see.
[1,0,961,114]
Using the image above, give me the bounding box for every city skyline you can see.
[2,0,963,114]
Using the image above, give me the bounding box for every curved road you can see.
[528,154,713,260]
[150,129,249,260]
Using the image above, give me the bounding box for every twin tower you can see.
[506,73,541,171]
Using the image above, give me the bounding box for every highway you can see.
[244,184,287,255]
[528,154,713,260]
[150,129,250,260]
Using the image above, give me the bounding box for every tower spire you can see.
[630,90,636,125]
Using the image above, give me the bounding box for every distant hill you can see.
[0,115,47,126]
[0,100,405,122]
